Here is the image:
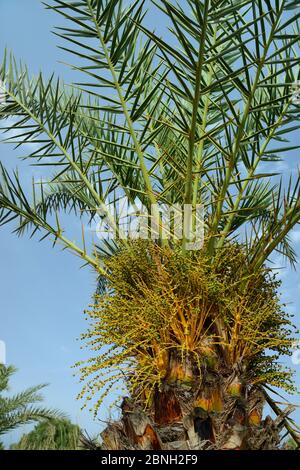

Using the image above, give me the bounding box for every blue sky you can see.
[1,0,300,448]
[0,0,105,447]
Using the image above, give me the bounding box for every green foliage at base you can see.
[0,365,63,438]
[11,419,81,450]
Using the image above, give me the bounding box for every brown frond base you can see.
[100,388,291,451]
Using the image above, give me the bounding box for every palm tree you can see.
[10,418,81,450]
[1,0,300,449]
[0,365,63,446]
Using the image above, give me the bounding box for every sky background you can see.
[1,0,300,449]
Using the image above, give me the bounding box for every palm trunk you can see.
[100,352,286,450]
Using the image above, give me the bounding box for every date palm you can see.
[0,365,62,445]
[1,0,300,449]
[10,418,81,450]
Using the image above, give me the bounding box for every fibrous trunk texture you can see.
[100,353,287,450]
